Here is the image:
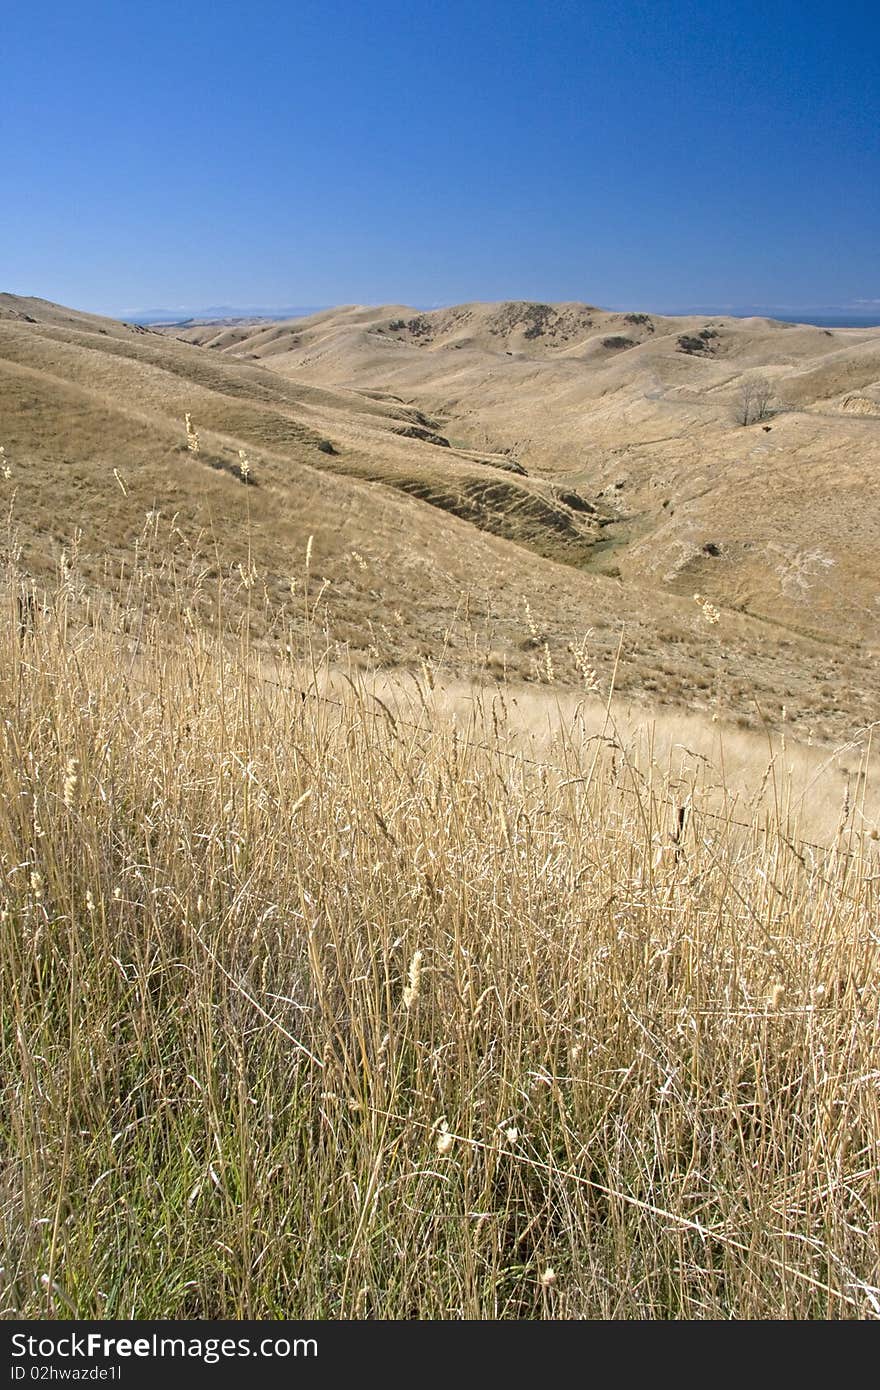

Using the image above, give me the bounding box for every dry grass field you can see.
[1,296,879,1319]
[1,515,879,1319]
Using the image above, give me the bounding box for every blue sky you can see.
[3,0,878,316]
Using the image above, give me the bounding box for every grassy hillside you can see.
[2,299,879,1317]
[170,300,880,655]
[2,294,878,742]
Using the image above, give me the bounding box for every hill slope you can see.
[2,293,878,740]
[168,300,880,655]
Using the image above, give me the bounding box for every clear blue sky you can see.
[3,0,878,315]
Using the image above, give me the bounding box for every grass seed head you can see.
[436,1120,454,1156]
[62,757,79,809]
[403,949,423,1009]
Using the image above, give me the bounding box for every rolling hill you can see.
[168,300,880,644]
[2,292,879,741]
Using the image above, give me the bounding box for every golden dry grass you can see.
[1,521,879,1320]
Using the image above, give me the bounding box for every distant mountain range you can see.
[124,302,880,329]
[643,304,880,327]
[123,305,326,325]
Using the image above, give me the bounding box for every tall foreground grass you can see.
[1,548,879,1319]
